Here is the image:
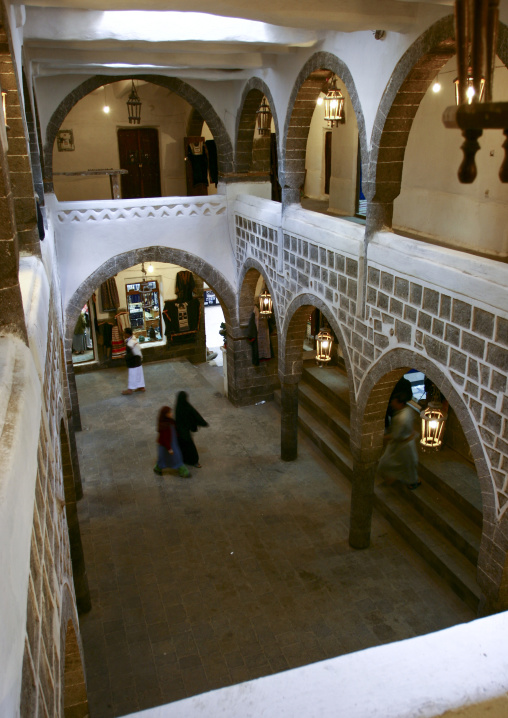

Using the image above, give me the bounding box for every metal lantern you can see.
[259,288,273,315]
[316,327,333,363]
[256,97,271,136]
[127,80,142,124]
[323,78,345,127]
[454,72,486,106]
[420,402,447,452]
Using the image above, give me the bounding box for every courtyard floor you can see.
[75,359,474,718]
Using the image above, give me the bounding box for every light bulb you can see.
[466,85,475,100]
[103,105,110,114]
[147,264,154,273]
[316,96,323,106]
[432,81,441,93]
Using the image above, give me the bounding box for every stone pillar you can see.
[477,530,508,615]
[281,380,298,461]
[348,458,377,549]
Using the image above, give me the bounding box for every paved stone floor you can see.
[75,360,474,718]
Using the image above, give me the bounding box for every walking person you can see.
[153,406,191,478]
[377,387,421,489]
[122,327,145,395]
[175,391,209,468]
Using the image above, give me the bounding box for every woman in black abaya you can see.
[175,391,209,467]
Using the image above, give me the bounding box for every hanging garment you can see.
[163,298,200,341]
[187,143,209,186]
[116,311,130,333]
[205,139,218,186]
[175,271,195,302]
[111,326,126,359]
[100,278,120,311]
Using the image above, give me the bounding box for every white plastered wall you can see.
[394,56,508,258]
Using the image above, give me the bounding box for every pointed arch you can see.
[282,51,368,206]
[367,17,508,231]
[44,75,234,192]
[235,78,279,174]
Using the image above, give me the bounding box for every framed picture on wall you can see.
[57,129,75,151]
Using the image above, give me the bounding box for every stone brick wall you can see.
[20,303,87,718]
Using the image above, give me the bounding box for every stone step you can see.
[273,390,353,480]
[274,363,483,610]
[374,484,482,613]
[298,380,350,446]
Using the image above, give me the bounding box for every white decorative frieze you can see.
[56,199,227,224]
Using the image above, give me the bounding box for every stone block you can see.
[302,241,308,258]
[480,426,495,445]
[320,247,327,265]
[355,320,368,338]
[491,371,507,394]
[462,332,485,359]
[364,341,375,360]
[328,271,338,289]
[404,305,417,323]
[381,272,394,293]
[450,348,467,373]
[445,324,460,347]
[335,254,345,273]
[390,298,403,317]
[439,294,452,319]
[346,258,358,278]
[347,279,357,300]
[496,317,508,347]
[381,313,394,325]
[450,371,465,386]
[374,333,389,349]
[424,335,449,364]
[311,263,320,278]
[469,397,482,421]
[483,407,502,434]
[325,287,333,302]
[374,319,382,332]
[309,244,318,261]
[486,343,508,372]
[422,288,439,315]
[377,292,389,310]
[321,268,328,283]
[394,277,409,301]
[352,332,363,351]
[368,266,380,286]
[395,319,411,344]
[410,283,422,306]
[480,364,490,386]
[473,308,495,339]
[432,318,444,339]
[486,447,501,468]
[480,388,497,408]
[418,311,432,332]
[327,250,334,268]
[465,380,479,396]
[452,299,472,329]
[339,275,347,293]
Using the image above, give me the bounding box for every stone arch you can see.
[282,51,368,206]
[44,75,234,192]
[65,246,236,348]
[280,292,353,387]
[367,17,508,232]
[60,584,88,718]
[235,77,279,174]
[350,347,508,611]
[238,257,280,332]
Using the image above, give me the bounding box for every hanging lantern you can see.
[316,327,333,363]
[127,80,142,125]
[420,402,447,452]
[323,78,345,127]
[259,288,273,315]
[454,72,486,106]
[256,97,271,136]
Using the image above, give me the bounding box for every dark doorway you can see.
[270,132,281,202]
[324,131,332,195]
[118,128,161,199]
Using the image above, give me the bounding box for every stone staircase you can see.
[274,361,483,613]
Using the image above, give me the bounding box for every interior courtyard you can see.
[1,1,508,717]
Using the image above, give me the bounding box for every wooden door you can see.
[324,131,332,195]
[118,128,161,199]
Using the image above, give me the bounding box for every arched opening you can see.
[368,15,508,256]
[350,350,508,613]
[279,296,353,462]
[282,52,367,211]
[235,79,281,201]
[44,75,234,196]
[51,79,222,201]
